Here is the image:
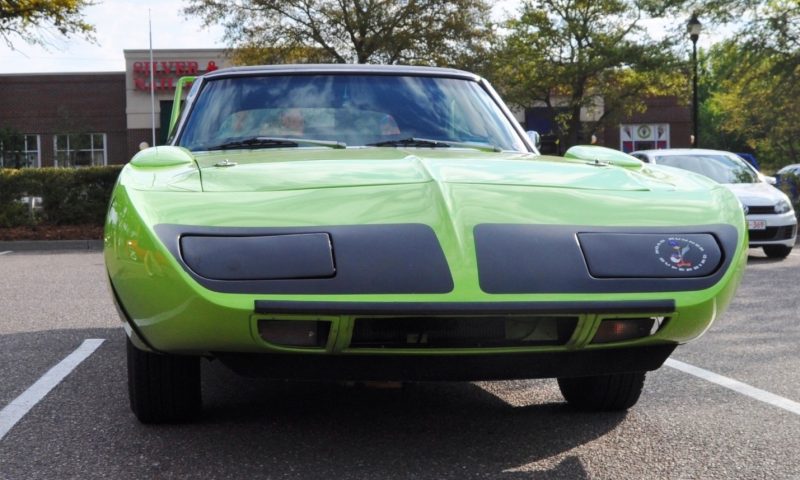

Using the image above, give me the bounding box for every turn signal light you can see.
[591,317,664,344]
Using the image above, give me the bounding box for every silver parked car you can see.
[631,149,797,259]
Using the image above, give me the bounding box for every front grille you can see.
[349,316,578,348]
[747,206,776,215]
[750,225,796,241]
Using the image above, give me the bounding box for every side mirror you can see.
[526,130,541,149]
[763,175,777,186]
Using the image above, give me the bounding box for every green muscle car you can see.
[104,65,747,423]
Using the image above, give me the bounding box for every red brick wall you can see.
[127,128,162,159]
[0,73,127,166]
[602,96,692,150]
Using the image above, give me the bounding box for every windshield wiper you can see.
[204,136,346,151]
[367,137,501,152]
[368,137,450,148]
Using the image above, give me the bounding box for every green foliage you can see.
[184,0,496,67]
[696,0,799,52]
[696,47,750,153]
[491,0,687,149]
[0,0,95,48]
[685,1,799,168]
[702,40,800,170]
[229,45,338,66]
[0,166,121,228]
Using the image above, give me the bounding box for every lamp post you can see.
[688,14,702,147]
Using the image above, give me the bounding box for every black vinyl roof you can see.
[203,63,480,81]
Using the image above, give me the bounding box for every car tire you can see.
[557,372,646,411]
[763,245,792,259]
[127,337,201,423]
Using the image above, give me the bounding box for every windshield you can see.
[655,154,759,184]
[177,74,527,152]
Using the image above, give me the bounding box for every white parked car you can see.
[631,149,797,259]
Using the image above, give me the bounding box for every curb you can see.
[0,240,103,252]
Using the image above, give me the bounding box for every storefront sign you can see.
[132,60,219,91]
[620,123,670,153]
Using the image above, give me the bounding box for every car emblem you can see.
[654,237,708,272]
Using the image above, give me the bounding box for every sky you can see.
[0,0,719,74]
[0,0,225,74]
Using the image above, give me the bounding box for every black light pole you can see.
[688,14,702,147]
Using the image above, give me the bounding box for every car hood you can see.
[120,146,742,234]
[723,182,789,206]
[192,148,693,193]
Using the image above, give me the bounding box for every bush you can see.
[0,166,123,227]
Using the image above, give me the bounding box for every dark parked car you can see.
[775,164,800,209]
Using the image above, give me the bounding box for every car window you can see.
[178,74,527,152]
[654,154,759,184]
[631,153,650,163]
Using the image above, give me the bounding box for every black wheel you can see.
[127,337,202,423]
[557,372,646,411]
[763,244,792,259]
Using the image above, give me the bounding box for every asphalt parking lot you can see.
[1,248,799,479]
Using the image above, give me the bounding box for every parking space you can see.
[1,249,799,478]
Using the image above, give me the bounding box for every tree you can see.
[0,0,94,48]
[693,1,800,168]
[703,41,800,169]
[695,47,749,155]
[184,0,495,67]
[696,0,798,51]
[491,0,687,149]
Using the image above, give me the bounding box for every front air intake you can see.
[349,316,577,348]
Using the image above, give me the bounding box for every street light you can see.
[687,14,702,147]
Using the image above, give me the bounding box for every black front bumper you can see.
[215,344,677,381]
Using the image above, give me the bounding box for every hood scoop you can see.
[564,145,643,169]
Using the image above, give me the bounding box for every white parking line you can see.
[666,358,800,416]
[0,251,11,256]
[0,339,105,441]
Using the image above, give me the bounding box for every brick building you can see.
[520,96,692,155]
[0,72,126,167]
[609,96,692,153]
[0,49,229,168]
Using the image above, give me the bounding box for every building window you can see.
[0,134,40,168]
[54,133,107,167]
[620,124,669,153]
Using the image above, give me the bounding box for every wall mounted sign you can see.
[132,60,219,91]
